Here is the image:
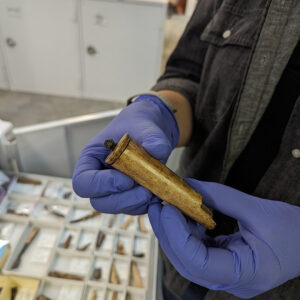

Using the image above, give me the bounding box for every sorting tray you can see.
[0,172,158,300]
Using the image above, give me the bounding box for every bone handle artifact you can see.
[105,133,216,230]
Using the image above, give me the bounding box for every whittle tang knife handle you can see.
[104,133,216,230]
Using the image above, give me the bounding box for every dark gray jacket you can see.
[152,0,300,299]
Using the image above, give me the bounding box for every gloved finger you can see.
[141,133,173,162]
[148,202,197,276]
[185,178,263,227]
[90,186,152,215]
[148,202,217,288]
[186,217,208,239]
[147,200,163,238]
[73,157,135,198]
[161,205,239,286]
[148,200,208,248]
[213,232,242,248]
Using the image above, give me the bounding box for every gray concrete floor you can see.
[0,17,187,128]
[0,90,124,127]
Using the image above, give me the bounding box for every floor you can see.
[0,91,124,127]
[0,17,187,128]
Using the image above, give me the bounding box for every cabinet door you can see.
[0,25,9,89]
[82,0,166,101]
[0,47,9,89]
[0,0,81,97]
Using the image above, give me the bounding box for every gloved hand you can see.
[148,178,300,299]
[72,94,179,215]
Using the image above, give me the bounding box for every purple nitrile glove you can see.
[72,95,179,215]
[148,178,300,299]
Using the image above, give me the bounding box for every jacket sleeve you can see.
[152,0,221,109]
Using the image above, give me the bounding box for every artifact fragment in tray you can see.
[112,291,118,300]
[92,267,102,280]
[48,270,84,281]
[90,290,97,300]
[9,176,45,196]
[110,262,120,284]
[60,234,73,249]
[11,227,40,269]
[69,211,100,223]
[77,242,91,251]
[96,231,105,249]
[6,200,35,217]
[138,216,147,233]
[108,215,116,228]
[44,204,67,218]
[131,261,143,288]
[43,182,72,201]
[116,240,125,255]
[121,215,134,230]
[37,296,52,300]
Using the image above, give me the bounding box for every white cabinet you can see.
[0,26,9,89]
[0,48,9,89]
[0,0,81,97]
[0,0,167,101]
[81,0,166,101]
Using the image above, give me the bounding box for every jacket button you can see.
[291,148,300,158]
[222,30,231,39]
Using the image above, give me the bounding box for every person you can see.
[72,0,300,299]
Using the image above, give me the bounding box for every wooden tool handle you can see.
[105,133,216,230]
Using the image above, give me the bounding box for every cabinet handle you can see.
[6,38,17,48]
[87,46,97,56]
[95,14,105,26]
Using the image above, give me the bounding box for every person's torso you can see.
[164,0,300,298]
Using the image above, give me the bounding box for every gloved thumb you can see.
[141,134,173,162]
